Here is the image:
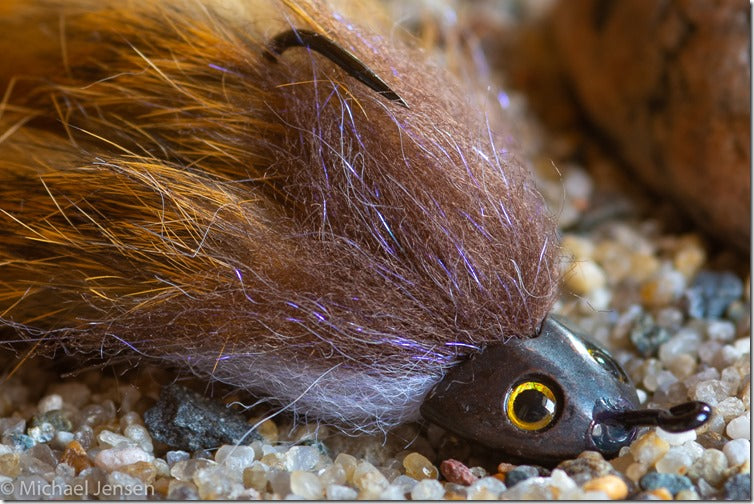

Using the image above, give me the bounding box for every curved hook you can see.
[264,28,409,108]
[599,401,712,433]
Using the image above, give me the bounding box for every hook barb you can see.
[264,28,409,109]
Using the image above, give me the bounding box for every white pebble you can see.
[726,412,750,439]
[733,337,750,355]
[468,476,506,499]
[636,388,648,404]
[97,429,134,448]
[691,379,729,406]
[37,394,63,414]
[659,328,702,364]
[390,475,417,493]
[548,469,578,493]
[706,320,735,341]
[698,341,723,364]
[723,439,750,467]
[410,479,444,500]
[716,397,745,420]
[655,446,695,474]
[326,484,357,500]
[123,424,153,454]
[215,445,257,473]
[290,470,323,499]
[656,427,696,446]
[378,484,405,500]
[95,446,153,471]
[285,446,321,472]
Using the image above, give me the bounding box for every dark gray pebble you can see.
[31,410,72,432]
[144,383,260,451]
[557,457,612,485]
[630,314,670,357]
[723,473,751,501]
[640,472,693,495]
[505,465,540,487]
[684,271,743,319]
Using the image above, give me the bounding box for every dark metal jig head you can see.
[420,316,712,464]
[264,28,409,108]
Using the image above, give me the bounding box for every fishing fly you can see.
[0,0,709,464]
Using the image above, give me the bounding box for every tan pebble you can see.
[639,271,685,307]
[469,487,498,500]
[675,489,700,500]
[630,252,660,282]
[673,240,706,279]
[562,234,594,260]
[403,452,438,480]
[582,475,628,500]
[444,491,466,500]
[666,354,696,379]
[60,440,92,475]
[564,260,607,295]
[577,450,606,462]
[119,460,157,484]
[152,477,171,497]
[256,419,278,443]
[625,462,648,483]
[0,453,20,478]
[594,241,631,282]
[647,487,673,500]
[496,462,516,474]
[609,451,634,473]
[334,453,357,483]
[630,432,670,466]
[242,465,267,491]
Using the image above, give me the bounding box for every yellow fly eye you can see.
[505,381,558,431]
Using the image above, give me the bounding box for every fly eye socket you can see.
[504,380,559,431]
[587,345,629,384]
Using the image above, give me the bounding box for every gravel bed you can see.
[0,138,748,499]
[0,2,749,501]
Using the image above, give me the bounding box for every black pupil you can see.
[514,389,554,423]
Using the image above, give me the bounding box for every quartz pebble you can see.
[468,476,506,499]
[94,446,153,472]
[37,395,63,414]
[326,483,358,500]
[215,444,256,473]
[687,449,728,486]
[725,412,750,439]
[654,427,695,446]
[290,470,323,499]
[352,461,389,497]
[410,478,444,500]
[630,432,669,466]
[722,439,750,467]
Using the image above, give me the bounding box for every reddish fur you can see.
[0,0,559,431]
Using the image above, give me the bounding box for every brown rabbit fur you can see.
[0,0,559,433]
